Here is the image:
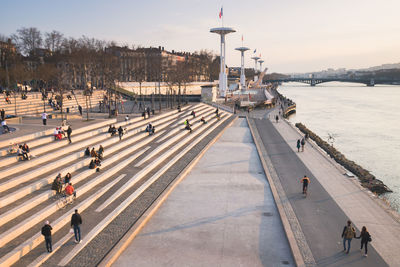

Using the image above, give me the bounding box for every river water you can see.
[278,82,400,213]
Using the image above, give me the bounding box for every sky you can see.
[1,0,400,73]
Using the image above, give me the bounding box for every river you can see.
[278,82,400,213]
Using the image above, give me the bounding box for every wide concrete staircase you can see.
[0,90,105,118]
[0,102,234,267]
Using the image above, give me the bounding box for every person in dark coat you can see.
[118,126,123,140]
[78,105,83,116]
[356,226,371,257]
[71,209,82,243]
[296,139,301,152]
[98,145,104,157]
[84,147,90,156]
[0,109,5,121]
[66,126,72,143]
[64,172,72,184]
[41,221,53,252]
[301,138,305,152]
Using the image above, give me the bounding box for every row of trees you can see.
[0,27,221,116]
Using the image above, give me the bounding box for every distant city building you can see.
[0,39,16,68]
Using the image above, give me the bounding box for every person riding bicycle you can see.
[301,175,310,195]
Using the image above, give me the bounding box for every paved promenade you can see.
[112,118,295,267]
[250,109,400,266]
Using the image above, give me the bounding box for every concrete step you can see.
[97,111,228,211]
[0,104,209,203]
[0,119,119,172]
[0,104,200,191]
[0,108,213,225]
[0,118,117,155]
[0,94,104,116]
[0,105,231,266]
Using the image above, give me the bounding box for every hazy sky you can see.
[1,0,400,73]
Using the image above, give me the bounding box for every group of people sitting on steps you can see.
[182,108,220,133]
[85,145,104,171]
[145,123,155,136]
[54,127,65,140]
[51,172,76,198]
[108,125,117,136]
[108,125,126,140]
[17,143,30,161]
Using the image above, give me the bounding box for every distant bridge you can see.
[263,77,400,86]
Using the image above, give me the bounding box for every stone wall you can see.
[296,122,391,195]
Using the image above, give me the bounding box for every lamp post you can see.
[210,27,236,97]
[235,47,250,91]
[251,56,260,72]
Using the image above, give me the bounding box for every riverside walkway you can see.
[249,109,400,266]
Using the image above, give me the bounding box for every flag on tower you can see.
[241,35,243,41]
[219,7,223,18]
[259,53,261,57]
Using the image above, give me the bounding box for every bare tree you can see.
[44,30,64,53]
[165,61,190,107]
[11,27,43,56]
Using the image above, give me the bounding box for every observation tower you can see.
[210,27,236,97]
[251,56,260,71]
[235,47,250,91]
[258,60,264,71]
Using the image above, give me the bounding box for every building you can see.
[0,39,16,68]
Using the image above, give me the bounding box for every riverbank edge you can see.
[295,122,391,195]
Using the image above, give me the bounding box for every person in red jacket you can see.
[65,183,76,198]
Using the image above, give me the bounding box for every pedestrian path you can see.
[112,118,294,267]
[251,112,394,266]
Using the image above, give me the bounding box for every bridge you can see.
[264,77,400,86]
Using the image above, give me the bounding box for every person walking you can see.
[1,109,5,121]
[296,139,301,152]
[146,107,151,118]
[275,115,279,123]
[342,220,356,254]
[118,126,123,140]
[41,221,53,252]
[356,226,371,257]
[78,105,83,116]
[71,209,82,243]
[66,126,72,143]
[301,137,305,152]
[42,112,48,125]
